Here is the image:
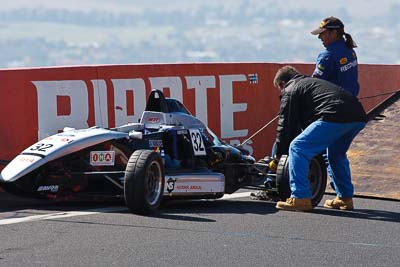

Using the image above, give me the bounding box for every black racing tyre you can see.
[124,150,165,214]
[276,155,291,201]
[276,154,327,207]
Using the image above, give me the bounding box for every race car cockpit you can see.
[145,90,190,115]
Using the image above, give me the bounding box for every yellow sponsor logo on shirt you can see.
[339,57,348,65]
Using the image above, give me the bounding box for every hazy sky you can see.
[0,0,394,17]
[0,0,398,66]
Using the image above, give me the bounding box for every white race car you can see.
[0,90,327,214]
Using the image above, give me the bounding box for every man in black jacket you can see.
[273,66,366,211]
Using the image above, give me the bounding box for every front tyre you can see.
[124,150,164,214]
[276,154,327,207]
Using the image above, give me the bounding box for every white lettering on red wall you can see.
[149,77,183,101]
[185,76,216,125]
[33,80,89,139]
[219,74,248,138]
[32,74,253,152]
[112,78,146,127]
[91,79,108,128]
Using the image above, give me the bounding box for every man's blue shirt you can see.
[312,40,359,96]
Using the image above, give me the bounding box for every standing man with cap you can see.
[311,16,359,96]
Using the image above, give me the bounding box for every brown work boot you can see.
[324,197,354,210]
[276,197,313,212]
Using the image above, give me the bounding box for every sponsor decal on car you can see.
[149,140,163,148]
[45,135,73,143]
[166,177,176,193]
[56,133,76,137]
[165,177,207,194]
[147,117,160,123]
[176,185,202,190]
[90,151,115,166]
[177,129,188,135]
[37,185,59,193]
[18,155,40,163]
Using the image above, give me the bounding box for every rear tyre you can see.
[276,154,327,207]
[124,150,164,214]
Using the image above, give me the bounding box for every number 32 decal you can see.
[29,143,54,153]
[189,129,206,156]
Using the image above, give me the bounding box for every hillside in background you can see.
[0,0,399,68]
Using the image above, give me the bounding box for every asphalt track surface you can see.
[1,191,399,267]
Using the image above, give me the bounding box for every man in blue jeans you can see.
[273,66,367,211]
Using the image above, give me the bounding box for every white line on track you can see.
[221,191,251,200]
[0,207,127,226]
[0,191,252,226]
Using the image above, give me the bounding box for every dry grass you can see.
[346,98,400,199]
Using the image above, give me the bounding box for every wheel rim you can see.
[145,161,163,205]
[308,158,322,199]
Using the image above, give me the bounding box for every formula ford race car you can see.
[0,90,327,214]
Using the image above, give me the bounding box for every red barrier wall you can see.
[0,63,399,164]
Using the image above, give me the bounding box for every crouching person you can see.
[273,66,366,211]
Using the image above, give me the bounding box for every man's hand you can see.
[258,156,279,173]
[268,158,279,173]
